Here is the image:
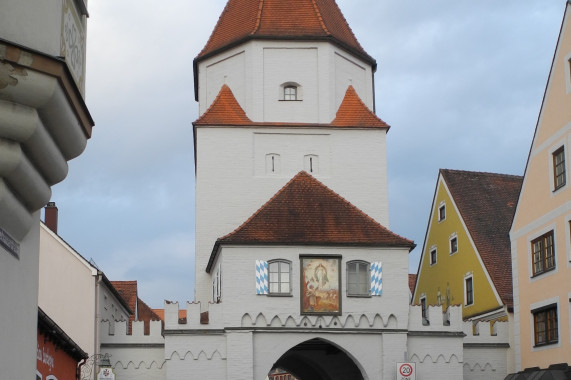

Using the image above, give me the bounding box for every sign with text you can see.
[396,362,415,380]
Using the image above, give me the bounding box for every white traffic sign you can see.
[396,362,415,380]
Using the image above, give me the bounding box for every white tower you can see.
[193,0,393,305]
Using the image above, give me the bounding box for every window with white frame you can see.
[429,247,437,266]
[450,235,458,254]
[438,203,446,222]
[347,260,370,296]
[464,275,474,306]
[268,260,291,295]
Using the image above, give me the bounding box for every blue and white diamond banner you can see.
[370,261,382,296]
[255,260,269,295]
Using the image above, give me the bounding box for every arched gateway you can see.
[269,338,365,380]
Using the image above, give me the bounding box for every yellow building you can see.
[509,1,571,371]
[413,169,522,325]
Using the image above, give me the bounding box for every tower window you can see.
[304,155,319,174]
[284,86,297,101]
[265,153,281,175]
[280,82,302,101]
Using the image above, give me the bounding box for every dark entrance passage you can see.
[269,338,365,380]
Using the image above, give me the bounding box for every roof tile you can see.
[208,171,414,271]
[440,169,522,308]
[331,85,389,128]
[197,0,371,62]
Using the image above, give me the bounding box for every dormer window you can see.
[280,82,302,101]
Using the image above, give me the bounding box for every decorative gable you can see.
[194,84,252,126]
[331,85,389,128]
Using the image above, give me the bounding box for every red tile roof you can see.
[194,85,389,130]
[207,171,414,272]
[331,85,389,128]
[408,274,417,294]
[194,84,253,126]
[111,281,162,334]
[196,0,372,64]
[440,169,522,309]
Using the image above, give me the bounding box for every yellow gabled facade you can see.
[413,174,503,320]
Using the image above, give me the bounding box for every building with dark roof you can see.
[412,169,522,374]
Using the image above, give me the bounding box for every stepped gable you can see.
[207,171,414,271]
[440,169,523,308]
[196,0,372,63]
[331,85,389,128]
[194,84,252,126]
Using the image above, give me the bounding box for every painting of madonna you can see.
[300,257,341,315]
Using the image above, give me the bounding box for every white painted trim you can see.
[511,238,522,371]
[527,224,558,281]
[511,199,571,239]
[442,180,504,307]
[529,297,561,352]
[528,121,571,161]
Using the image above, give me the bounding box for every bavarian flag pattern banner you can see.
[370,262,382,296]
[256,260,269,295]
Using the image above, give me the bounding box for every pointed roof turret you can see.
[207,171,414,272]
[194,84,252,126]
[332,85,389,129]
[196,0,373,64]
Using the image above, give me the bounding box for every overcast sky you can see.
[50,0,566,308]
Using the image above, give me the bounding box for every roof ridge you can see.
[440,168,522,179]
[311,0,330,35]
[252,0,264,35]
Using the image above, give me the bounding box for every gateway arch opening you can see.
[268,338,365,380]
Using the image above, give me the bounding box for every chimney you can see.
[44,202,58,234]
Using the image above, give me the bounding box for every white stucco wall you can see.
[197,40,375,124]
[194,126,389,304]
[0,211,40,380]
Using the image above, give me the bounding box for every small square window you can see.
[553,146,566,190]
[430,249,437,265]
[450,237,458,254]
[284,86,297,101]
[531,231,555,276]
[533,305,558,346]
[438,204,446,221]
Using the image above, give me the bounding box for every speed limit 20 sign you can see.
[396,362,415,380]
